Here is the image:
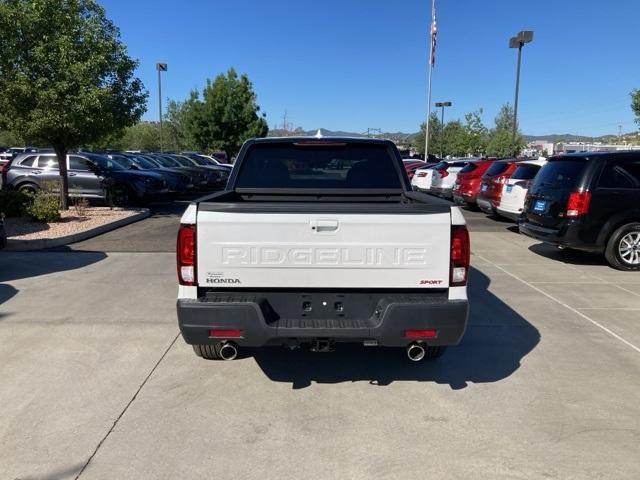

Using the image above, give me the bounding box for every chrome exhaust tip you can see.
[407,342,426,362]
[219,342,238,361]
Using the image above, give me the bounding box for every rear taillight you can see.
[450,225,470,287]
[177,223,196,285]
[495,175,509,184]
[566,191,591,218]
[417,171,427,177]
[439,170,449,178]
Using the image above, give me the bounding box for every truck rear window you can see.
[235,143,402,189]
[531,159,586,190]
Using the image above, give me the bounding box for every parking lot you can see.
[2,200,640,480]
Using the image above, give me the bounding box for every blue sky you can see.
[101,0,639,136]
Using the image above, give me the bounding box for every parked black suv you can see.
[520,152,640,270]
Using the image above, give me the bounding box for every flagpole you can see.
[424,0,436,158]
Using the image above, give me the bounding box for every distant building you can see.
[559,142,640,153]
[523,140,555,158]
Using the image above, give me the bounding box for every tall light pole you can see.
[435,101,452,158]
[509,31,533,149]
[156,62,168,152]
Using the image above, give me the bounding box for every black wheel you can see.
[424,346,447,359]
[17,183,38,195]
[605,222,640,271]
[192,344,221,360]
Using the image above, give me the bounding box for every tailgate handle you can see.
[311,220,339,233]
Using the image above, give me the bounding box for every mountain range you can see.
[268,128,638,145]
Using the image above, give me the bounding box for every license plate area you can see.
[481,184,488,192]
[533,199,547,212]
[506,185,513,193]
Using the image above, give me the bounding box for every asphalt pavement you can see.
[2,199,640,479]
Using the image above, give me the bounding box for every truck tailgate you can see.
[196,210,451,289]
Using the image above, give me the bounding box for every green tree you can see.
[486,104,524,157]
[164,100,195,151]
[631,89,640,126]
[441,120,467,157]
[184,68,268,156]
[118,123,162,151]
[462,110,488,156]
[413,113,442,157]
[0,129,22,146]
[0,0,147,208]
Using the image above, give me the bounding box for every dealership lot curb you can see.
[3,209,150,251]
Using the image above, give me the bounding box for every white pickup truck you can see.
[177,137,470,361]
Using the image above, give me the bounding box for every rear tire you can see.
[605,222,640,271]
[192,344,221,360]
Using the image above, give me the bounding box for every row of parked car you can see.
[410,152,640,271]
[0,149,232,205]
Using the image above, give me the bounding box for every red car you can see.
[403,159,427,180]
[452,158,495,207]
[476,159,520,214]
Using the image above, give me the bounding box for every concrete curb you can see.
[4,208,151,251]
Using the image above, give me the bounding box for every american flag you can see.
[429,4,437,66]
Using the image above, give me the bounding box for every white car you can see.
[411,164,437,191]
[496,158,547,221]
[431,158,480,199]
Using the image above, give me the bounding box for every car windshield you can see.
[173,156,197,167]
[188,156,210,166]
[111,155,134,168]
[511,164,542,180]
[531,158,587,190]
[235,143,402,189]
[459,163,479,173]
[132,156,157,169]
[91,155,125,171]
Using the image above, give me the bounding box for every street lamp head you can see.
[435,102,452,107]
[518,31,534,44]
[156,63,168,72]
[443,101,452,107]
[509,36,520,48]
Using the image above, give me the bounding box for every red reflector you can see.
[177,224,196,286]
[566,191,591,217]
[404,329,437,338]
[209,329,242,338]
[440,170,449,178]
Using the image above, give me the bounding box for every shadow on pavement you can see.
[18,462,85,480]
[0,251,107,316]
[528,242,607,266]
[253,267,540,389]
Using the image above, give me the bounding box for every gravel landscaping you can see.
[5,207,143,241]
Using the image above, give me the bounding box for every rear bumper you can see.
[495,207,522,221]
[476,197,495,214]
[519,220,601,252]
[453,191,478,205]
[431,186,453,198]
[177,291,468,348]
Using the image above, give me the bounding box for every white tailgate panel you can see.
[197,211,451,289]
